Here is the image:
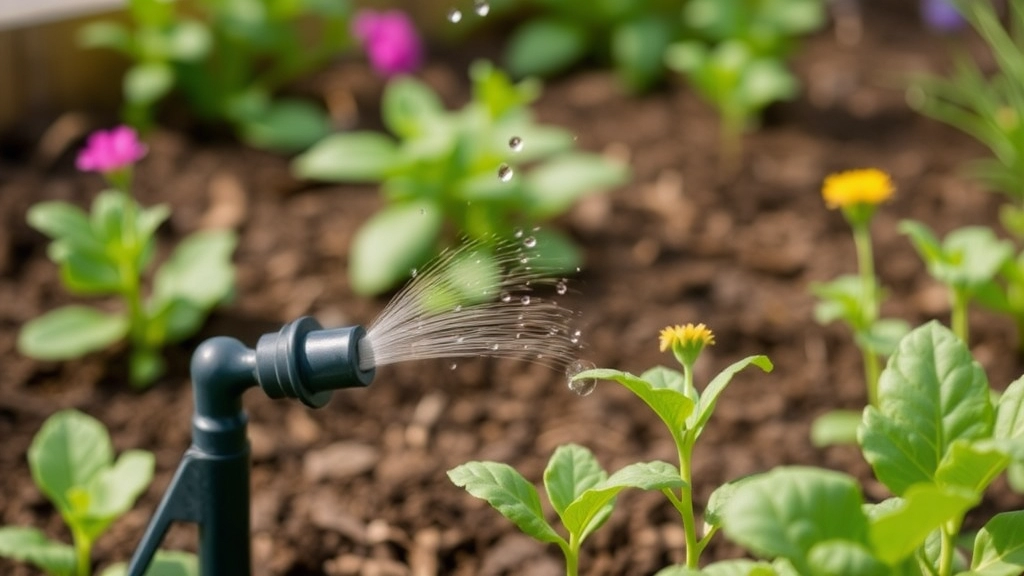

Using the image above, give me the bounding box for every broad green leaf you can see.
[522,154,628,219]
[348,201,442,295]
[100,550,200,576]
[611,16,673,93]
[858,318,911,357]
[807,541,887,576]
[574,368,695,440]
[0,526,75,576]
[130,347,166,388]
[504,18,589,79]
[166,20,211,61]
[706,476,755,527]
[641,366,689,396]
[447,461,563,545]
[970,511,1024,575]
[78,21,131,53]
[382,77,444,139]
[868,483,979,564]
[77,450,154,533]
[18,306,128,361]
[28,410,114,515]
[900,221,1013,289]
[469,60,540,119]
[152,230,236,308]
[543,444,607,517]
[124,62,174,105]
[934,440,1010,493]
[721,467,868,574]
[55,249,124,294]
[810,275,869,328]
[292,131,400,183]
[859,322,993,496]
[27,201,105,254]
[488,122,574,164]
[692,355,773,433]
[602,460,686,491]
[522,228,582,275]
[239,99,332,152]
[738,59,797,110]
[995,376,1024,457]
[810,410,863,447]
[655,561,779,576]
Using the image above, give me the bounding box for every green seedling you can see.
[79,0,351,151]
[0,410,196,576]
[448,444,686,576]
[698,322,1024,576]
[665,0,824,171]
[502,0,685,92]
[899,220,1013,344]
[293,60,628,296]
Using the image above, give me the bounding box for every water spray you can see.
[126,235,591,575]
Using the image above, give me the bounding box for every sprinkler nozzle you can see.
[255,317,375,408]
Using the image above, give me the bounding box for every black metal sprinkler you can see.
[126,318,374,576]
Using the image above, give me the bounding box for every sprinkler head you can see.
[255,317,375,408]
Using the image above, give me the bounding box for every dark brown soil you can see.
[3,2,1024,575]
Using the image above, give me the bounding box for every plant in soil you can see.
[694,322,1024,576]
[664,0,824,171]
[810,168,909,446]
[78,0,355,151]
[292,60,629,295]
[0,409,196,576]
[16,126,237,387]
[450,323,773,575]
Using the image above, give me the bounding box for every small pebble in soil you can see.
[566,359,597,396]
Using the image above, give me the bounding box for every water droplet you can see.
[566,359,597,396]
[508,136,523,152]
[500,292,512,303]
[450,362,458,370]
[454,304,462,312]
[447,8,462,22]
[548,326,559,336]
[519,256,529,264]
[523,236,537,248]
[474,0,490,16]
[515,332,522,339]
[513,227,524,239]
[411,268,418,278]
[491,343,500,351]
[556,280,568,295]
[570,329,582,344]
[456,336,465,344]
[497,163,514,182]
[575,266,582,273]
[520,295,531,305]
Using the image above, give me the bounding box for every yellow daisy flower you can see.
[660,323,714,367]
[821,168,894,209]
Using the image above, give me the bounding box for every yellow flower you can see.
[660,323,714,367]
[821,169,894,209]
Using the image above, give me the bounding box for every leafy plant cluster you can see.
[80,0,352,151]
[293,60,628,296]
[0,410,197,576]
[451,322,1024,576]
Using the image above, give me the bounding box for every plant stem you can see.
[564,535,579,576]
[937,520,958,576]
[853,223,881,405]
[951,287,969,345]
[72,527,91,576]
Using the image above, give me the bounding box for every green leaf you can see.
[810,409,863,447]
[523,154,629,219]
[291,131,400,182]
[447,461,564,545]
[81,450,154,523]
[505,18,589,79]
[655,561,780,576]
[78,21,131,53]
[0,526,75,576]
[28,410,114,515]
[706,476,754,528]
[900,221,1014,290]
[348,201,442,295]
[239,98,332,152]
[18,306,128,361]
[166,20,211,61]
[130,347,166,388]
[859,322,994,495]
[124,62,174,105]
[382,77,444,139]
[868,483,979,565]
[611,16,673,93]
[543,444,607,517]
[971,511,1024,575]
[55,249,124,294]
[807,541,887,576]
[153,230,236,309]
[692,355,773,433]
[858,318,912,357]
[934,440,1010,493]
[739,59,797,110]
[27,201,105,254]
[720,467,868,574]
[100,550,199,576]
[995,376,1024,456]
[574,368,695,440]
[523,228,582,275]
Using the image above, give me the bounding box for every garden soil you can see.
[2,2,1023,575]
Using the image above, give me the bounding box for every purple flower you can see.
[76,125,148,173]
[921,0,966,32]
[352,10,423,77]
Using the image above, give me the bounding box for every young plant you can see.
[79,0,359,151]
[292,60,629,295]
[574,323,773,569]
[702,322,1024,576]
[0,409,195,576]
[899,220,1013,344]
[448,444,685,576]
[665,0,825,171]
[810,169,908,445]
[502,0,687,93]
[17,126,237,387]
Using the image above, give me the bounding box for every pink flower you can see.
[76,125,148,173]
[352,10,423,77]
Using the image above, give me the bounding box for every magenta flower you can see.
[76,125,148,174]
[352,9,423,77]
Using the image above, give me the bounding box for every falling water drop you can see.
[450,362,458,370]
[500,292,512,303]
[474,0,490,16]
[556,280,568,295]
[570,329,582,344]
[513,227,524,239]
[508,136,523,152]
[491,343,500,351]
[523,236,537,248]
[566,359,597,396]
[497,163,514,182]
[410,268,418,278]
[520,295,531,305]
[447,8,462,22]
[454,304,463,312]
